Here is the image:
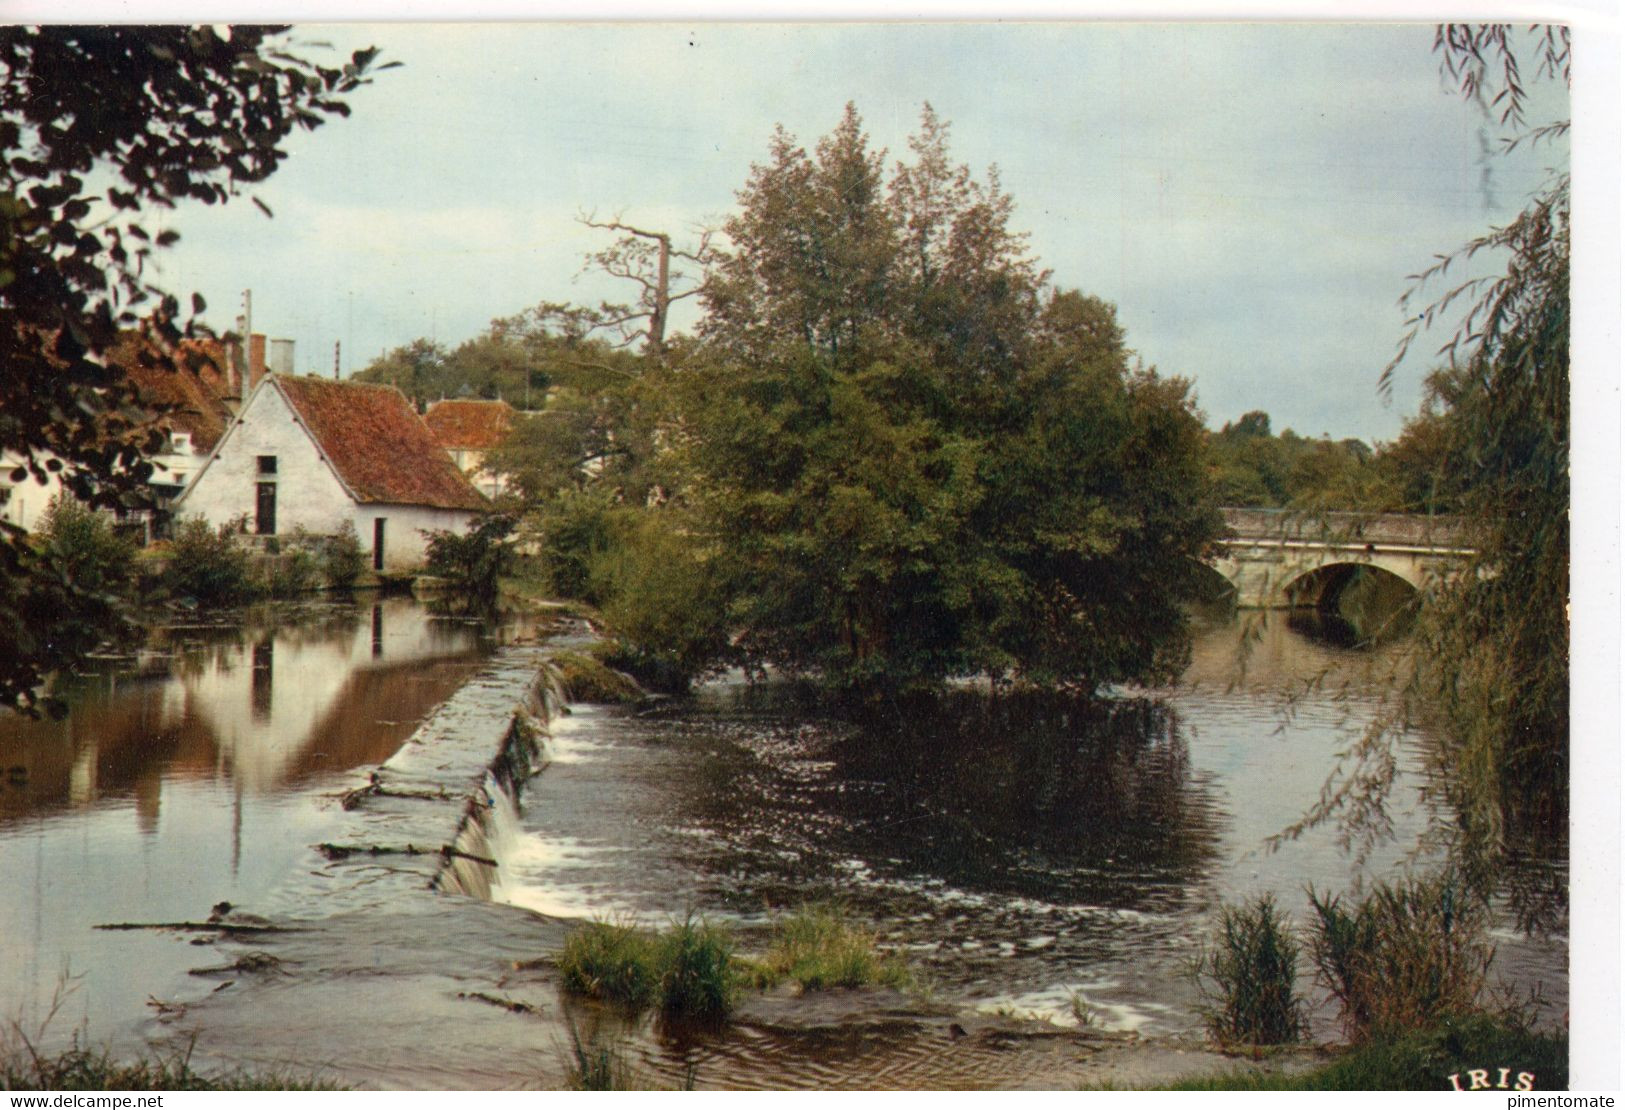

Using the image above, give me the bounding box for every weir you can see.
[260,638,569,917]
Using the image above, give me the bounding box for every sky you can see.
[138,21,1573,442]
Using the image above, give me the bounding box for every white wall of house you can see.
[178,384,479,572]
[0,452,66,531]
[179,384,355,537]
[148,432,210,493]
[352,503,478,573]
[448,447,505,499]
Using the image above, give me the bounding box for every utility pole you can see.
[334,341,341,380]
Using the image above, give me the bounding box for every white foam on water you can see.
[541,714,606,764]
[974,979,1171,1035]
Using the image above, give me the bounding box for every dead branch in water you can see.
[315,842,498,868]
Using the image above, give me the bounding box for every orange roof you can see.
[272,376,489,511]
[424,398,516,451]
[106,334,235,451]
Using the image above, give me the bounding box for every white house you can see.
[423,398,516,499]
[175,374,489,572]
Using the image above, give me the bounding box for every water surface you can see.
[498,612,1567,1039]
[0,599,492,1046]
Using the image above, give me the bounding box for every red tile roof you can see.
[272,376,489,511]
[424,399,516,451]
[106,334,235,451]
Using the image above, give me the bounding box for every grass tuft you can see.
[557,919,661,1010]
[753,906,912,992]
[1168,1014,1567,1091]
[1,1042,343,1091]
[656,914,738,1019]
[557,915,738,1020]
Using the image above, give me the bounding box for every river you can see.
[495,609,1567,1041]
[0,599,1567,1082]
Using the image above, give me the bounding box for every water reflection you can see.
[0,598,490,1045]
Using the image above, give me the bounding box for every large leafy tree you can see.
[0,25,388,713]
[637,105,1222,695]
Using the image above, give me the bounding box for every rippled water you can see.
[500,612,1568,1038]
[0,599,494,1046]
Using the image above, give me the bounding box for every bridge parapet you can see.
[1219,507,1471,552]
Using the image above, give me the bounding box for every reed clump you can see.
[655,914,738,1019]
[557,919,662,1010]
[1308,873,1494,1038]
[1195,893,1306,1046]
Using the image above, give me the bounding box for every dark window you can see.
[255,481,277,535]
[257,455,277,475]
[373,518,386,571]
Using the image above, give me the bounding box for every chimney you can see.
[268,338,295,377]
[248,334,267,391]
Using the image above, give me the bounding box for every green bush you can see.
[533,487,618,603]
[549,650,644,704]
[319,521,365,589]
[754,906,911,991]
[1197,894,1305,1046]
[164,516,259,604]
[265,546,319,596]
[1308,874,1494,1038]
[425,512,516,611]
[37,496,135,598]
[590,510,731,693]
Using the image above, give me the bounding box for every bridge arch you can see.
[1281,562,1419,644]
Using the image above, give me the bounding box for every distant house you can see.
[1,333,246,537]
[423,398,515,499]
[176,375,489,572]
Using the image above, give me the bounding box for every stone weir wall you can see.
[279,641,566,917]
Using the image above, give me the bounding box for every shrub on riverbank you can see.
[164,516,258,604]
[1308,874,1494,1038]
[1196,894,1305,1046]
[753,906,911,991]
[37,496,137,599]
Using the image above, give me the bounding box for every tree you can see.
[0,26,389,713]
[618,105,1222,696]
[354,337,449,402]
[1288,26,1569,914]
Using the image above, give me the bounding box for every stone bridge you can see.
[1212,507,1474,609]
